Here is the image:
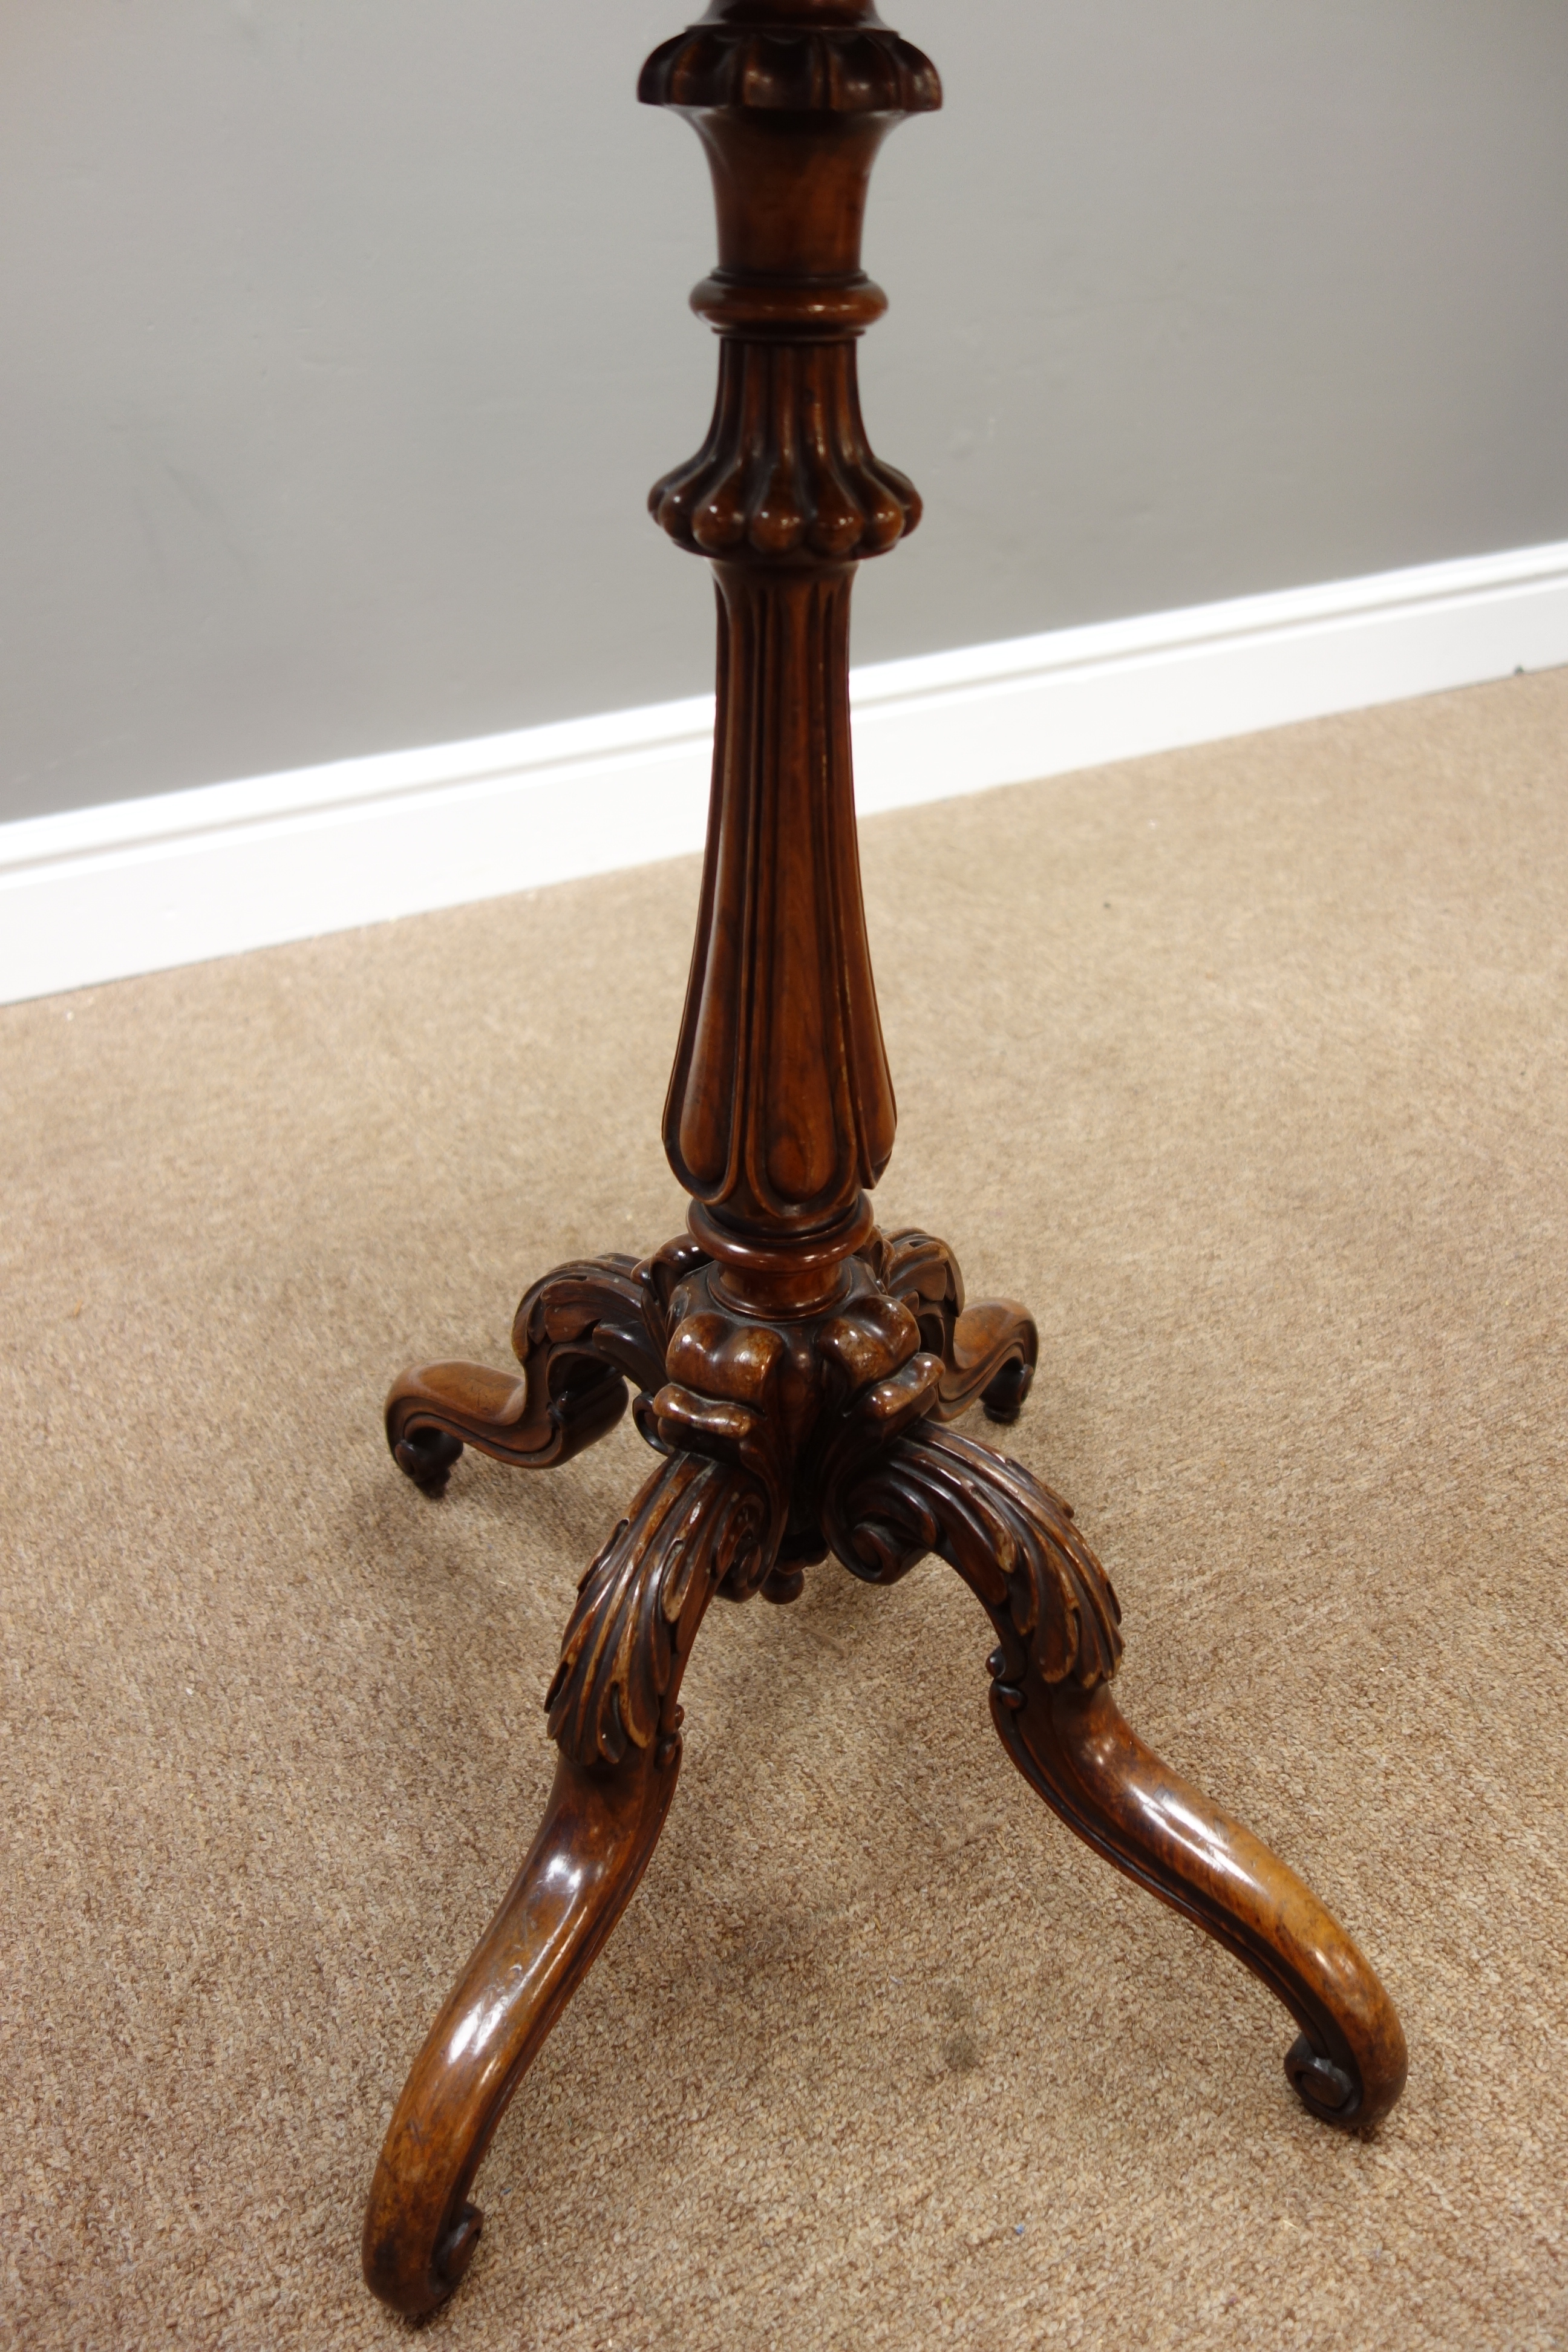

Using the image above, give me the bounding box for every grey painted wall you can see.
[3,1,1566,825]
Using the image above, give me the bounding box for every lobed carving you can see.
[863,1227,1040,1423]
[546,1452,768,1769]
[861,1226,961,1339]
[644,2,928,1249]
[376,1197,1409,2322]
[639,19,940,119]
[367,2,1408,2316]
[652,1249,935,1595]
[652,339,919,561]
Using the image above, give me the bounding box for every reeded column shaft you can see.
[641,3,941,1267]
[666,561,893,1232]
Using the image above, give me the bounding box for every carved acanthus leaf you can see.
[386,1250,680,1489]
[511,1253,664,1408]
[649,1255,933,1595]
[822,1422,1123,1690]
[546,1454,769,1768]
[860,1227,1037,1424]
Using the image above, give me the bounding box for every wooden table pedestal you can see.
[361,5,1406,2315]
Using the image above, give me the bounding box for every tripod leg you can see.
[361,1749,671,2318]
[1002,1676,1409,2125]
[823,1422,1407,2130]
[362,1451,768,2316]
[386,1247,691,1494]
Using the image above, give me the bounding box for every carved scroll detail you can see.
[823,1419,1406,2131]
[366,0,1410,2311]
[509,1246,682,1415]
[385,1241,708,1495]
[864,1227,1039,1422]
[651,1250,936,1596]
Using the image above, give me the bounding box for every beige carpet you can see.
[4,672,1566,2351]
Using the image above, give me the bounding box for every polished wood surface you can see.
[362,1,1406,2315]
[824,1423,1407,2128]
[362,1451,757,2314]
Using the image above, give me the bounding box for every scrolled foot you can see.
[392,1425,465,1498]
[979,1353,1033,1425]
[385,1243,705,1492]
[1285,2033,1357,2123]
[362,1449,765,2317]
[823,1420,1407,2133]
[361,1749,673,2317]
[1023,1679,1410,2131]
[386,1353,628,1492]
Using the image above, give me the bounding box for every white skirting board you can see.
[2,539,1566,1006]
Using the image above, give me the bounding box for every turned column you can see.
[642,4,939,1303]
[362,15,1408,2317]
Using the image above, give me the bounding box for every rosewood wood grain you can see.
[648,3,932,1258]
[662,560,896,1238]
[362,0,1406,2314]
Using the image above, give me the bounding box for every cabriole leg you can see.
[823,1422,1407,2130]
[1003,1676,1409,2126]
[361,1749,675,2318]
[362,1451,768,2317]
